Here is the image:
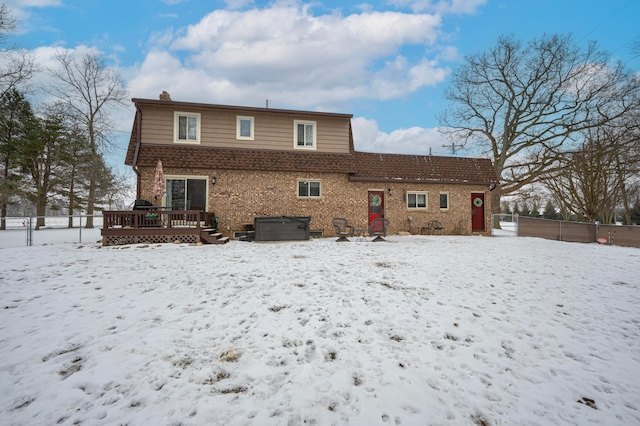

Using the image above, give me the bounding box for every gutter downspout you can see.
[132,105,142,199]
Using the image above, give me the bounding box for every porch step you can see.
[200,229,229,244]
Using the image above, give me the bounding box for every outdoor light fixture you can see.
[388,188,393,196]
[211,176,217,185]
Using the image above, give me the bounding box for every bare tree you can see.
[0,4,36,97]
[43,51,128,227]
[544,124,637,223]
[439,34,640,215]
[631,36,640,61]
[616,117,640,224]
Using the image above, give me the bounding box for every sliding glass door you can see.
[166,178,207,211]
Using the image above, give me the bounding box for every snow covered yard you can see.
[1,236,639,425]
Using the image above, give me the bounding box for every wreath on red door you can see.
[371,195,381,207]
[473,197,483,207]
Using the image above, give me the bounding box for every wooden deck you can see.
[101,210,228,246]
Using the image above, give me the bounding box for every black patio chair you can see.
[332,217,355,242]
[369,218,390,242]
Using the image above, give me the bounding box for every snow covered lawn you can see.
[1,236,639,425]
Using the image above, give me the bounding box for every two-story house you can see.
[124,92,498,240]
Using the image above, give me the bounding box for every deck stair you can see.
[200,228,229,244]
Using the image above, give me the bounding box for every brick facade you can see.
[138,166,492,238]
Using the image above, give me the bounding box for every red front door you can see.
[368,191,384,226]
[471,193,485,232]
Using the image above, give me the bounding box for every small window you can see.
[439,192,449,210]
[174,112,201,144]
[297,179,321,198]
[407,192,427,209]
[294,120,316,150]
[236,116,254,140]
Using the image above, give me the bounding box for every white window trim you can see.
[236,116,254,141]
[407,191,428,210]
[293,120,317,150]
[439,192,450,211]
[297,179,322,199]
[174,111,201,144]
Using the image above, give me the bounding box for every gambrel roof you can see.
[125,99,498,185]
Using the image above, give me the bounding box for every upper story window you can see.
[174,112,201,144]
[439,192,450,210]
[294,120,317,150]
[236,116,254,140]
[297,179,321,198]
[407,192,427,209]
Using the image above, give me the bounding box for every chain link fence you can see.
[491,213,518,236]
[0,215,103,249]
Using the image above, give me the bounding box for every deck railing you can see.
[101,210,205,246]
[103,210,202,229]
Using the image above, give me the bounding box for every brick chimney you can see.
[159,91,172,101]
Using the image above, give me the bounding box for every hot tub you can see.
[253,216,311,241]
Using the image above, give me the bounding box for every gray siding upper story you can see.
[135,99,352,154]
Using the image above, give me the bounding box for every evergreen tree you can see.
[530,202,541,218]
[542,200,559,220]
[0,89,33,229]
[19,108,66,229]
[56,124,92,227]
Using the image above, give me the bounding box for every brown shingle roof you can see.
[129,144,497,185]
[131,144,357,174]
[351,152,498,185]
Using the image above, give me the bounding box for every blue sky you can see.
[4,0,640,169]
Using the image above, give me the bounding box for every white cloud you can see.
[128,3,449,109]
[369,56,450,99]
[351,116,452,156]
[2,0,62,35]
[388,0,486,14]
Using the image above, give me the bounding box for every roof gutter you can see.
[348,176,500,186]
[132,104,142,198]
[131,98,353,119]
